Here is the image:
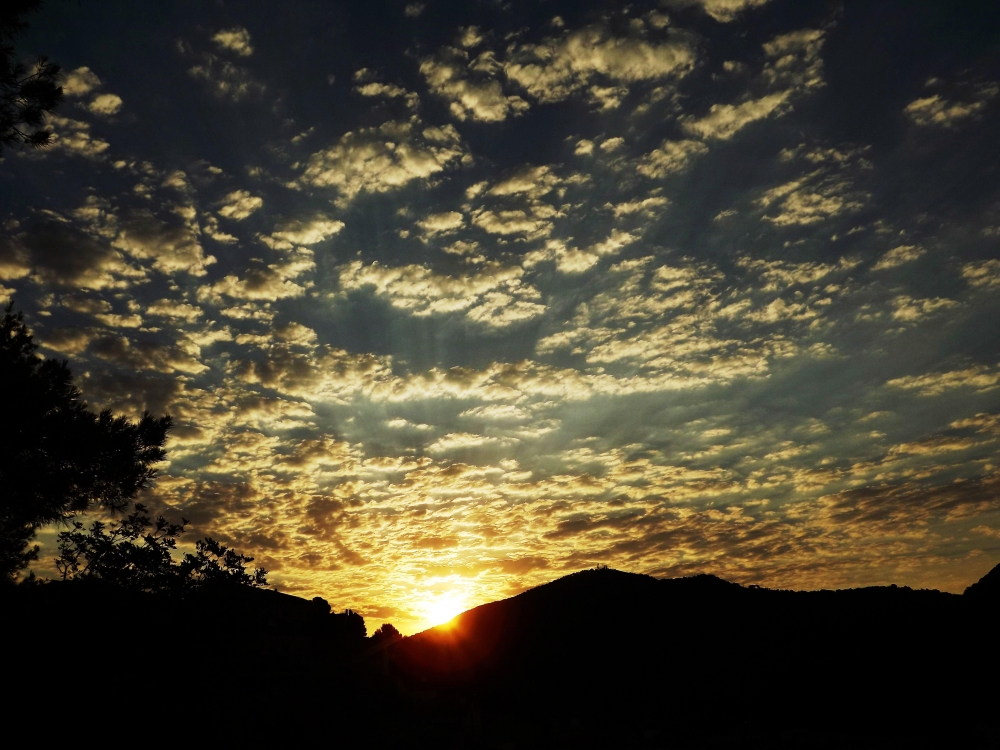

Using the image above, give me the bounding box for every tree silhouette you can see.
[0,306,172,580]
[55,502,268,593]
[55,503,187,592]
[1,0,63,156]
[371,622,402,646]
[338,609,368,640]
[181,535,269,589]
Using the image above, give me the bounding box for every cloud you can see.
[682,92,790,140]
[86,331,209,375]
[202,216,237,244]
[38,326,97,355]
[758,174,863,226]
[962,259,1000,289]
[495,556,549,575]
[890,295,957,322]
[355,81,404,98]
[234,344,394,403]
[94,312,143,328]
[457,26,484,50]
[3,220,142,290]
[523,239,598,274]
[58,294,112,316]
[420,47,529,122]
[760,29,826,91]
[426,432,513,454]
[62,67,102,97]
[459,404,531,422]
[462,165,578,242]
[354,81,420,109]
[61,66,124,117]
[146,299,203,322]
[188,55,264,101]
[296,119,466,204]
[114,211,216,276]
[87,93,123,117]
[523,230,638,274]
[815,474,1000,533]
[872,245,926,271]
[274,321,318,346]
[505,22,696,105]
[904,85,997,127]
[682,30,824,140]
[338,260,545,326]
[608,197,669,217]
[533,252,850,386]
[664,0,770,22]
[212,27,254,57]
[200,250,315,302]
[260,217,344,249]
[488,165,564,200]
[441,240,481,258]
[404,3,424,17]
[387,418,433,430]
[950,412,1000,435]
[161,170,191,192]
[887,366,1000,396]
[739,257,858,291]
[756,147,869,226]
[217,190,263,220]
[471,205,558,240]
[587,84,631,110]
[637,139,708,178]
[888,435,977,457]
[416,211,464,236]
[0,234,30,283]
[46,115,110,159]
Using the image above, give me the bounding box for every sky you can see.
[3,0,999,633]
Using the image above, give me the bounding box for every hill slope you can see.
[392,565,999,748]
[7,564,997,747]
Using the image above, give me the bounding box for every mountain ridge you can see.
[7,562,998,746]
[386,563,998,747]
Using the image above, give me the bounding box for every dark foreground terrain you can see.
[7,564,1000,748]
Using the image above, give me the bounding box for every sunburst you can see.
[421,592,468,629]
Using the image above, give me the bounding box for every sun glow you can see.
[420,591,469,629]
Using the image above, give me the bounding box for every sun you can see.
[421,592,468,629]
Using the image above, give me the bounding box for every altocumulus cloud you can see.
[4,0,999,632]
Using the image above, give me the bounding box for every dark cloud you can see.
[818,474,1000,531]
[8,220,137,290]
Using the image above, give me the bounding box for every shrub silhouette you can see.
[55,502,268,593]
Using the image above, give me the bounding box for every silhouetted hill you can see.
[392,567,999,748]
[965,561,1000,599]
[6,565,999,748]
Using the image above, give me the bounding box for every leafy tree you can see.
[0,306,172,580]
[55,502,269,593]
[1,0,63,156]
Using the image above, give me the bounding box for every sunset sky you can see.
[3,0,999,633]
